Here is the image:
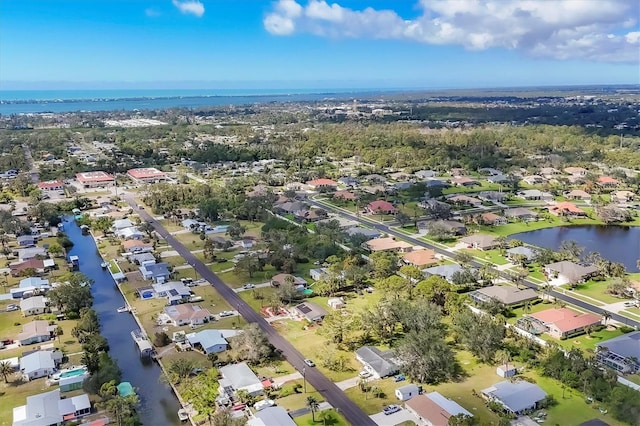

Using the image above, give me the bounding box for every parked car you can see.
[624,301,639,307]
[383,405,401,415]
[6,304,18,312]
[304,359,316,367]
[394,374,405,382]
[358,371,372,378]
[243,284,255,289]
[219,311,234,317]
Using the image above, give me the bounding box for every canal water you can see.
[511,224,640,272]
[63,219,181,425]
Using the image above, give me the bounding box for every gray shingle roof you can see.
[482,381,547,413]
[356,346,398,377]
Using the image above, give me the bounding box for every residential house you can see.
[432,220,467,236]
[271,274,307,287]
[293,302,327,322]
[218,362,264,397]
[17,320,54,346]
[363,237,413,253]
[597,176,619,188]
[11,277,50,299]
[140,262,170,283]
[481,381,547,414]
[497,364,517,378]
[310,268,329,281]
[405,392,473,426]
[544,261,598,284]
[10,258,45,277]
[527,308,601,339]
[414,170,436,180]
[20,296,48,316]
[122,239,153,253]
[37,180,64,192]
[20,350,59,380]
[327,297,346,310]
[450,168,465,176]
[16,247,47,262]
[470,285,538,307]
[294,209,325,222]
[504,207,538,221]
[13,389,91,426]
[16,235,36,247]
[116,227,144,240]
[344,227,382,240]
[395,384,420,402]
[565,189,591,201]
[275,201,306,215]
[338,176,359,188]
[355,346,398,378]
[181,218,203,230]
[506,246,536,263]
[448,195,482,207]
[479,167,502,176]
[393,182,414,191]
[487,174,510,184]
[460,234,498,250]
[539,167,560,177]
[402,249,438,267]
[152,281,191,305]
[522,175,545,185]
[517,189,544,200]
[425,179,450,189]
[130,252,156,265]
[564,167,588,177]
[247,406,296,426]
[366,200,397,215]
[548,202,586,217]
[595,331,640,374]
[420,198,451,216]
[478,212,507,226]
[451,176,480,187]
[164,304,212,326]
[306,178,338,190]
[422,264,465,283]
[333,190,358,201]
[613,190,635,204]
[186,329,230,354]
[112,218,134,231]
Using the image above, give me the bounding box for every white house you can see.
[219,362,264,397]
[20,350,59,381]
[20,296,48,316]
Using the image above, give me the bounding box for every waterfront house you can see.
[595,331,640,374]
[17,320,54,346]
[163,304,212,326]
[20,350,58,381]
[544,261,598,285]
[293,302,327,322]
[152,281,190,304]
[395,384,420,401]
[141,262,170,283]
[405,392,472,426]
[186,329,230,354]
[527,308,601,339]
[13,389,92,426]
[460,234,499,250]
[548,202,587,217]
[481,381,547,414]
[20,296,48,316]
[363,237,413,253]
[504,207,538,221]
[470,285,538,307]
[131,252,156,265]
[355,346,398,378]
[219,362,264,397]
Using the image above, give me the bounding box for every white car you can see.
[243,284,255,289]
[218,311,234,317]
[358,370,372,378]
[6,304,18,312]
[304,359,316,367]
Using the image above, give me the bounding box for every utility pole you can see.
[303,367,307,393]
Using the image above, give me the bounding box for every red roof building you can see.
[597,176,619,187]
[76,171,115,188]
[306,178,337,189]
[529,308,601,339]
[366,200,397,215]
[548,202,586,217]
[127,167,167,183]
[37,180,64,191]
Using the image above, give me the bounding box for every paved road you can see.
[310,199,640,330]
[124,195,375,426]
[22,144,39,184]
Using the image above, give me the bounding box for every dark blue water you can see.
[0,88,401,114]
[64,219,181,425]
[511,225,640,272]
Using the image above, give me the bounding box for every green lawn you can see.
[462,248,509,266]
[274,379,323,411]
[549,327,625,351]
[481,216,604,237]
[294,409,349,426]
[566,279,624,304]
[0,376,61,426]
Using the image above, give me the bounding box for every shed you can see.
[496,364,517,378]
[327,297,345,310]
[395,384,420,401]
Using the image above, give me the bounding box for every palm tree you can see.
[602,311,612,326]
[0,360,14,383]
[495,349,512,374]
[306,396,320,422]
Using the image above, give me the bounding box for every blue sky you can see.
[0,0,638,89]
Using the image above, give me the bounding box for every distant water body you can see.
[0,88,402,114]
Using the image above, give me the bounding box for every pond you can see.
[510,225,640,272]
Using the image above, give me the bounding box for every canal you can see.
[511,224,640,272]
[63,218,181,425]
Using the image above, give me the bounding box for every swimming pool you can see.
[59,367,87,379]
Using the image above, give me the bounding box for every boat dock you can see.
[131,329,154,358]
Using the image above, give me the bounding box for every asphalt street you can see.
[125,195,376,426]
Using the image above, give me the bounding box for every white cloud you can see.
[263,0,640,63]
[173,0,205,18]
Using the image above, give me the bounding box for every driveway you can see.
[370,408,420,426]
[336,376,360,390]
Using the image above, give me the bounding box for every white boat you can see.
[177,409,189,422]
[101,262,108,269]
[117,306,130,313]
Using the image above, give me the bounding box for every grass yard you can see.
[0,377,57,426]
[274,379,323,411]
[462,248,509,266]
[484,216,603,237]
[239,287,279,313]
[173,232,206,251]
[294,409,348,426]
[549,326,625,351]
[567,279,623,304]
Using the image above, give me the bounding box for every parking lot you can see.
[369,408,420,426]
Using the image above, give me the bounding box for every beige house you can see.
[363,237,413,253]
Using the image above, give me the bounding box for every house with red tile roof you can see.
[597,176,619,188]
[333,190,358,201]
[366,200,397,215]
[402,249,437,267]
[548,202,586,217]
[306,178,337,190]
[37,180,64,192]
[528,308,601,339]
[363,237,412,253]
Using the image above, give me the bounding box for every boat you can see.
[131,329,154,358]
[177,409,189,422]
[101,261,108,269]
[117,306,130,313]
